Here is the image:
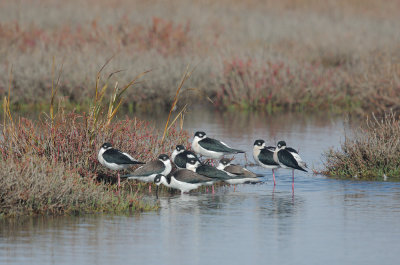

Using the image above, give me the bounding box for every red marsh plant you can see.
[216,58,351,112]
[350,60,400,115]
[0,18,191,56]
[0,65,190,217]
[322,112,400,180]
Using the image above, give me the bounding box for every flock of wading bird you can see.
[98,131,308,196]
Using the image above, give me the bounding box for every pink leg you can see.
[212,185,215,194]
[272,184,275,199]
[149,183,152,193]
[292,170,294,193]
[233,185,236,192]
[206,187,209,193]
[272,169,276,186]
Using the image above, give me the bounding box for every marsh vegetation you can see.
[1,0,400,217]
[322,112,400,180]
[1,0,400,113]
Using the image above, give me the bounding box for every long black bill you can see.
[155,186,159,199]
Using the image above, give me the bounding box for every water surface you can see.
[1,110,399,265]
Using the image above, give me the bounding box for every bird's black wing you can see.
[286,147,298,154]
[277,149,307,172]
[174,169,213,184]
[197,165,238,180]
[103,149,143,165]
[259,148,279,166]
[198,138,244,153]
[174,153,188,168]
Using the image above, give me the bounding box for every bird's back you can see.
[174,169,213,184]
[131,160,164,176]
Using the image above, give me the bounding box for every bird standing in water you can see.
[273,141,307,192]
[192,131,245,160]
[253,140,280,186]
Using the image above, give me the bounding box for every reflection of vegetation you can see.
[1,0,399,114]
[322,112,400,180]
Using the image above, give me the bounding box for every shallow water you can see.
[1,110,399,265]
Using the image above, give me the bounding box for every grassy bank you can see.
[1,64,190,217]
[321,113,400,180]
[0,110,189,217]
[1,0,400,114]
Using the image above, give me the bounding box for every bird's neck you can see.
[164,160,172,172]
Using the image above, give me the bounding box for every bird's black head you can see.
[277,141,287,148]
[176,145,185,152]
[194,131,206,139]
[158,154,170,161]
[101,142,113,149]
[220,158,231,166]
[254,139,265,147]
[154,174,163,184]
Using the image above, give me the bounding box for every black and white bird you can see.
[217,158,261,187]
[253,139,280,186]
[97,142,144,188]
[171,145,201,169]
[121,154,172,192]
[154,168,213,195]
[273,140,307,192]
[192,131,245,159]
[186,157,239,193]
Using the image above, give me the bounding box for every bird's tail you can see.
[297,166,308,172]
[231,149,245,154]
[120,174,139,179]
[300,161,308,169]
[132,161,145,165]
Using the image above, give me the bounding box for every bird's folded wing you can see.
[278,149,306,171]
[196,165,231,180]
[103,149,137,164]
[198,138,239,153]
[174,169,213,184]
[259,148,279,166]
[130,160,164,176]
[286,147,298,154]
[225,165,257,178]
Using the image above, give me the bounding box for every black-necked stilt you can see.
[121,154,172,192]
[154,167,213,195]
[171,145,201,169]
[217,158,261,183]
[97,142,144,188]
[253,139,280,186]
[192,131,245,159]
[273,140,307,192]
[186,157,236,193]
